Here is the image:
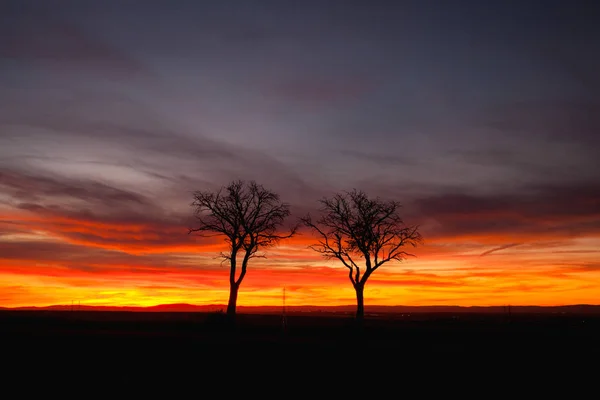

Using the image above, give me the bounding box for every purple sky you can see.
[1,0,599,243]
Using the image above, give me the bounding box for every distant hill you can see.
[1,303,600,315]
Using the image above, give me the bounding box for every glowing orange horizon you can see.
[2,208,600,308]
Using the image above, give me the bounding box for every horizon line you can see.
[2,303,599,310]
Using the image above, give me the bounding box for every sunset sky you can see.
[1,0,599,308]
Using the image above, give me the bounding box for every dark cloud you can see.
[479,99,600,146]
[369,278,462,288]
[0,169,150,206]
[0,240,129,264]
[0,89,176,145]
[0,164,310,253]
[0,238,216,273]
[339,150,416,167]
[0,83,321,212]
[561,262,600,273]
[0,166,202,250]
[413,182,600,241]
[479,243,523,257]
[0,12,147,77]
[0,220,27,235]
[454,148,539,170]
[270,76,375,104]
[11,201,200,250]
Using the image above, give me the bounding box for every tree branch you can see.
[301,189,422,290]
[189,180,296,289]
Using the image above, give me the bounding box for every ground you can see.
[2,310,598,387]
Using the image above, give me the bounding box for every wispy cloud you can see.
[479,243,523,257]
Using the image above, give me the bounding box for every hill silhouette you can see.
[2,303,599,315]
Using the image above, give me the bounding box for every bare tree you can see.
[301,189,422,324]
[189,180,296,318]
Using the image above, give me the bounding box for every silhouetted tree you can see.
[189,180,296,319]
[301,190,422,325]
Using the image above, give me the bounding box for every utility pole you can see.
[282,287,287,333]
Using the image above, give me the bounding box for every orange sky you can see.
[2,206,599,308]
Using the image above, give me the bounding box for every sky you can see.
[1,0,599,308]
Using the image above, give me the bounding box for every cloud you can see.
[0,166,210,253]
[479,243,523,257]
[412,182,600,243]
[339,150,416,167]
[0,166,169,222]
[453,148,543,171]
[3,204,209,254]
[0,236,228,277]
[478,99,600,147]
[269,76,376,104]
[0,169,151,206]
[0,239,127,265]
[0,81,322,210]
[0,12,147,78]
[0,151,314,256]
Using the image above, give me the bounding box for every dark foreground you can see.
[2,310,598,384]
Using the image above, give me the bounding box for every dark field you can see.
[4,310,599,354]
[3,310,598,382]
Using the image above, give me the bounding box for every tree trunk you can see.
[355,283,365,325]
[227,282,239,317]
